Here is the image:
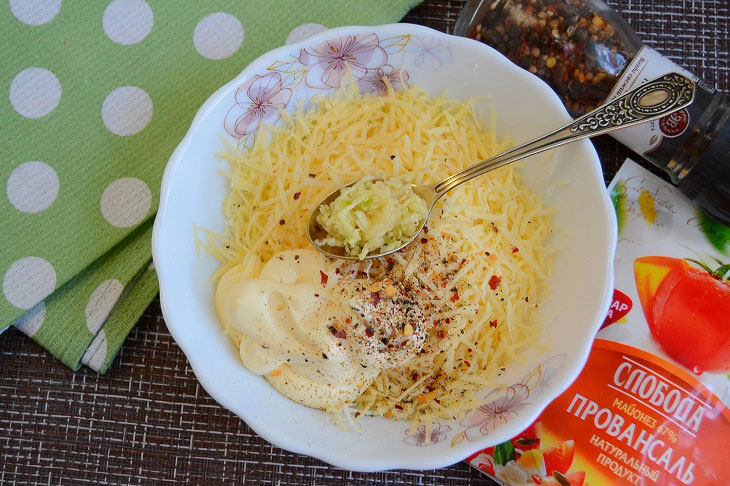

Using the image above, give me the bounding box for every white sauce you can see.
[215,249,380,409]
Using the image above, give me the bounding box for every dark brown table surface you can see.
[2,1,728,484]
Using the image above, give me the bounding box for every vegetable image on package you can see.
[635,256,730,374]
[465,159,730,485]
[466,422,588,485]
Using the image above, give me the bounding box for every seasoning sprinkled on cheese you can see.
[201,81,553,427]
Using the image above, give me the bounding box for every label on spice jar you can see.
[465,159,730,486]
[605,46,715,157]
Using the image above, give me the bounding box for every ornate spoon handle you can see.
[433,72,696,197]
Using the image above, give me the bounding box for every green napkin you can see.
[1,0,421,372]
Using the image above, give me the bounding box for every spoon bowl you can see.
[306,180,439,260]
[308,72,695,260]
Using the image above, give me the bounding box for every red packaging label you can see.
[467,340,730,485]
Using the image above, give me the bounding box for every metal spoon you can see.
[307,72,696,260]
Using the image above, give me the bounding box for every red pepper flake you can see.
[345,317,351,324]
[320,270,328,286]
[423,226,429,234]
[335,268,341,275]
[335,329,347,339]
[293,192,301,200]
[464,360,471,367]
[314,293,319,297]
[394,404,404,410]
[434,398,441,404]
[387,344,394,349]
[512,247,519,253]
[420,237,428,244]
[365,327,375,337]
[279,219,285,225]
[450,291,459,302]
[433,320,440,326]
[438,330,447,339]
[488,275,502,290]
[328,325,337,335]
[445,318,451,324]
[490,320,498,328]
[468,348,473,353]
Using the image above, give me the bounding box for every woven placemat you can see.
[2,0,728,484]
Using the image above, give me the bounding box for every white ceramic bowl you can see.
[152,23,616,471]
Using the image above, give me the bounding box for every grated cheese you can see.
[199,81,553,431]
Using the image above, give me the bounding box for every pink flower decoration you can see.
[406,36,453,70]
[299,33,388,89]
[225,72,292,139]
[357,65,410,96]
[403,423,451,446]
[460,384,530,441]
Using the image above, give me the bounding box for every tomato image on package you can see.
[634,256,730,374]
[465,160,730,485]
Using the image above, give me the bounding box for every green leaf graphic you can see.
[699,211,730,254]
[713,264,730,280]
[610,182,627,234]
[493,440,515,466]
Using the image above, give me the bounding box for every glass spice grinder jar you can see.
[455,0,730,225]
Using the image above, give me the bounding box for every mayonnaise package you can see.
[465,158,730,486]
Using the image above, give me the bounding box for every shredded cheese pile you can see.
[199,81,553,428]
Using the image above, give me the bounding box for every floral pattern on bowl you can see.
[398,354,566,447]
[453,354,566,446]
[224,32,439,139]
[404,423,452,447]
[405,35,453,70]
[299,33,389,89]
[224,72,292,138]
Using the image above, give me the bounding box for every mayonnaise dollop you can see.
[215,249,380,409]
